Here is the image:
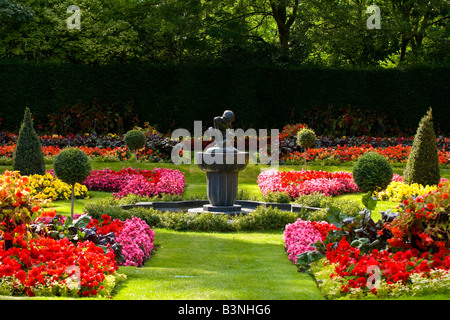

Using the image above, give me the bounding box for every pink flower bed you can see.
[258,169,359,198]
[83,167,185,198]
[283,219,336,263]
[116,216,156,267]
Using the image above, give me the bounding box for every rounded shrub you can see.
[296,128,316,149]
[13,107,45,175]
[53,148,92,186]
[124,129,146,152]
[353,152,393,193]
[403,108,440,186]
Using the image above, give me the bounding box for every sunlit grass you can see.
[114,229,324,300]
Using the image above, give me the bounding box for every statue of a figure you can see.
[208,110,234,149]
[213,110,234,136]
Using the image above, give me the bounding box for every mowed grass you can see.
[114,229,324,300]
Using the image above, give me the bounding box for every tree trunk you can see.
[278,28,290,51]
[71,184,75,220]
[304,148,308,171]
[270,1,298,51]
[399,36,409,62]
[135,151,138,170]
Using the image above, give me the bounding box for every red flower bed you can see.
[288,181,450,298]
[0,235,117,297]
[283,144,449,164]
[327,237,450,293]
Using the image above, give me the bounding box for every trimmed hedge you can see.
[83,197,303,232]
[0,62,449,135]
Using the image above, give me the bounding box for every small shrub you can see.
[403,108,441,186]
[352,152,393,193]
[294,193,332,208]
[13,108,45,175]
[261,191,291,203]
[234,206,299,231]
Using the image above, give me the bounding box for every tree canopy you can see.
[0,0,448,66]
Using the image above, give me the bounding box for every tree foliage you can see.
[0,0,448,66]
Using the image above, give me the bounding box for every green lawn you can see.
[115,229,323,300]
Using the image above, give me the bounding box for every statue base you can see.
[202,204,242,214]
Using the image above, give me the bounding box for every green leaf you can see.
[296,250,324,268]
[351,237,369,248]
[362,191,377,211]
[73,214,90,229]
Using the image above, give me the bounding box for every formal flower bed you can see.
[25,171,89,201]
[374,175,448,202]
[87,214,156,267]
[284,181,450,299]
[258,169,359,198]
[0,236,121,297]
[1,128,449,165]
[283,219,337,263]
[83,167,185,199]
[0,170,157,298]
[282,144,450,165]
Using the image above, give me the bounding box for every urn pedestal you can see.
[196,147,249,213]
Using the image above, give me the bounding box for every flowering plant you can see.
[0,235,122,297]
[283,218,336,263]
[87,214,155,267]
[83,167,185,199]
[312,236,450,299]
[116,216,156,267]
[258,169,359,198]
[25,171,89,201]
[385,181,450,251]
[0,171,44,250]
[374,175,448,202]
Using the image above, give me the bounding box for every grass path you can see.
[114,229,324,300]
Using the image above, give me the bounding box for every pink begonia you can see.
[257,169,359,198]
[283,218,323,263]
[83,167,185,199]
[116,216,156,267]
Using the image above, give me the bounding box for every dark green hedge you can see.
[0,62,449,135]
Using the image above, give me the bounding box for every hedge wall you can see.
[0,62,449,135]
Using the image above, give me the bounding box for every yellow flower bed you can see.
[375,181,438,202]
[25,172,89,201]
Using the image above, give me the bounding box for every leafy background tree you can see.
[0,0,448,65]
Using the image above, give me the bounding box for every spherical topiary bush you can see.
[296,128,316,170]
[353,152,393,194]
[296,128,316,149]
[53,147,91,218]
[124,129,146,169]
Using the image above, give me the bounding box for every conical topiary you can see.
[13,107,45,176]
[403,108,440,186]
